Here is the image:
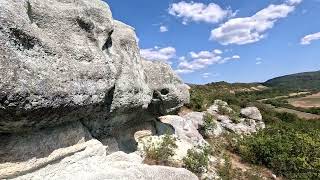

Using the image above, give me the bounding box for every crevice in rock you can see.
[105,85,115,112]
[102,30,113,50]
[26,1,33,23]
[76,17,94,33]
[160,88,169,95]
[0,93,7,105]
[10,28,39,50]
[152,90,162,100]
[154,119,175,136]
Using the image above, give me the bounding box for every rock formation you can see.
[0,0,267,179]
[0,0,191,179]
[0,0,189,135]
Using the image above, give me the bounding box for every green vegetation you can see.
[200,113,217,138]
[218,153,233,180]
[186,82,261,111]
[187,80,320,179]
[264,98,320,115]
[218,105,241,123]
[143,134,178,165]
[238,119,320,179]
[263,71,320,91]
[217,153,264,180]
[183,145,212,174]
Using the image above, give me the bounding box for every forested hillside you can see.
[264,71,320,90]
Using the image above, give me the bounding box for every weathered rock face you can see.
[11,140,198,180]
[0,0,189,134]
[142,60,190,116]
[0,122,93,179]
[240,107,263,121]
[0,0,193,179]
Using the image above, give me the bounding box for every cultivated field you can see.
[276,107,320,120]
[288,92,320,108]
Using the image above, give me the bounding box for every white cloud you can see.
[176,50,222,74]
[301,32,320,45]
[175,69,194,74]
[232,55,240,59]
[218,55,240,64]
[256,57,263,65]
[160,25,168,32]
[214,49,223,54]
[202,73,211,78]
[175,49,240,74]
[202,72,220,78]
[140,46,176,63]
[286,0,303,5]
[210,1,302,45]
[169,1,234,24]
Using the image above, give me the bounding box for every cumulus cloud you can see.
[214,49,223,54]
[169,1,234,24]
[160,25,168,32]
[140,46,176,63]
[175,50,240,74]
[301,32,320,45]
[210,1,302,45]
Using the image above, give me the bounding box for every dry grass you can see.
[288,92,320,108]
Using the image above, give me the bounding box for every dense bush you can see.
[143,134,178,165]
[183,145,212,174]
[306,107,320,115]
[275,112,299,122]
[238,120,320,179]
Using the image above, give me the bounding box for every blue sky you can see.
[105,0,320,84]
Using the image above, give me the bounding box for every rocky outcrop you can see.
[205,101,265,135]
[0,0,192,179]
[12,140,198,180]
[142,60,190,116]
[241,107,263,121]
[0,121,92,179]
[0,0,189,135]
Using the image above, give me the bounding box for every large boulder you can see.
[240,107,263,121]
[143,59,190,115]
[158,115,205,145]
[0,0,189,135]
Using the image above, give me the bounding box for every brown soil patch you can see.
[288,92,320,108]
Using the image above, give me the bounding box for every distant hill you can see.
[263,71,320,91]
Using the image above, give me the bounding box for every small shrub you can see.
[276,112,299,123]
[218,153,233,180]
[143,134,178,165]
[218,105,232,116]
[218,105,241,124]
[183,145,212,174]
[200,113,218,138]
